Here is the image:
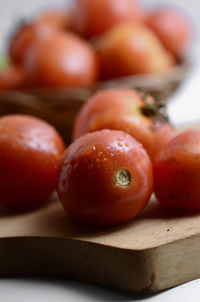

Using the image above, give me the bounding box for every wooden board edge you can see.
[0,236,156,294]
[150,233,200,292]
[0,233,200,294]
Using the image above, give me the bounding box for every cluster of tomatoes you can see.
[1,88,200,227]
[0,0,191,90]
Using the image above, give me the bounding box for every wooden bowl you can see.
[0,60,190,143]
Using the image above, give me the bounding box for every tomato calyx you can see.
[115,169,131,187]
[139,92,169,123]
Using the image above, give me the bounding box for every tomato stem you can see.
[140,92,169,122]
[116,169,131,186]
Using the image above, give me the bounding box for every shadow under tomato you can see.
[0,196,53,218]
[34,195,200,241]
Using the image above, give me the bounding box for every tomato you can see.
[0,63,26,90]
[152,121,175,162]
[9,22,55,65]
[96,24,175,80]
[72,0,144,38]
[23,31,99,88]
[146,9,191,58]
[0,115,65,210]
[154,130,200,210]
[73,89,173,160]
[57,129,153,226]
[35,8,71,30]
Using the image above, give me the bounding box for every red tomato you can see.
[154,130,200,210]
[72,0,144,38]
[0,64,26,90]
[96,24,175,80]
[24,31,99,88]
[9,23,54,65]
[152,121,175,162]
[146,9,191,58]
[0,115,65,210]
[57,130,153,226]
[35,8,71,30]
[73,89,172,160]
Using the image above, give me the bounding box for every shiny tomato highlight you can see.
[57,130,153,226]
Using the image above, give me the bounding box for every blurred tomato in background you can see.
[22,31,98,88]
[146,8,191,58]
[0,0,192,90]
[72,0,145,38]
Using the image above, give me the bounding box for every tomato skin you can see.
[154,130,200,210]
[9,23,54,66]
[57,130,153,226]
[0,115,65,209]
[152,122,175,162]
[73,89,173,159]
[96,24,175,80]
[24,31,98,88]
[146,9,191,58]
[35,9,71,30]
[72,0,144,38]
[0,65,26,90]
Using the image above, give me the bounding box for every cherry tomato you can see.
[0,115,65,210]
[57,129,153,226]
[0,64,26,90]
[152,121,175,162]
[72,0,144,38]
[73,89,173,160]
[96,23,175,80]
[35,8,71,30]
[24,31,99,88]
[154,130,200,210]
[9,22,56,66]
[146,9,191,58]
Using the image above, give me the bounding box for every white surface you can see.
[168,63,200,126]
[0,0,200,301]
[0,277,200,302]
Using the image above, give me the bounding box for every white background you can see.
[0,0,200,301]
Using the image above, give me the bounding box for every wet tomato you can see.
[72,0,144,38]
[154,130,200,210]
[23,31,98,88]
[96,24,175,80]
[9,22,54,65]
[146,9,191,58]
[0,115,65,210]
[73,89,173,160]
[57,129,153,226]
[0,63,26,90]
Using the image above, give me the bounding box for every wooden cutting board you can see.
[1,122,200,294]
